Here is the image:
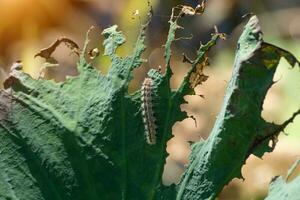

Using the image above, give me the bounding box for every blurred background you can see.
[1,0,300,199]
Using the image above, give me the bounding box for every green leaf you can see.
[1,8,299,200]
[102,25,126,56]
[0,11,222,199]
[265,159,300,200]
[176,16,300,200]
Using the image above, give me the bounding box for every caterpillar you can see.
[141,77,157,145]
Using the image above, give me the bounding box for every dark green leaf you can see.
[0,11,222,200]
[176,16,300,200]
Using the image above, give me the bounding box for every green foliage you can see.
[0,9,299,200]
[176,16,300,200]
[0,10,222,199]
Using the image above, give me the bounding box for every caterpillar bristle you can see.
[141,77,157,145]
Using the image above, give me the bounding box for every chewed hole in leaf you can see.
[262,59,300,125]
[34,37,80,82]
[163,152,187,185]
[170,59,190,89]
[35,54,79,82]
[128,47,165,94]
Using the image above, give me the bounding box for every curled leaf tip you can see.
[248,15,262,34]
[213,25,226,40]
[10,61,23,72]
[242,12,255,20]
[172,1,206,20]
[35,37,80,60]
[182,53,193,64]
[81,26,96,59]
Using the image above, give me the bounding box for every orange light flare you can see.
[0,0,73,38]
[0,0,74,74]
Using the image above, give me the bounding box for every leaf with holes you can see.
[0,10,223,200]
[176,16,300,200]
[1,6,300,200]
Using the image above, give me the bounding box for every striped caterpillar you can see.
[141,77,157,145]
